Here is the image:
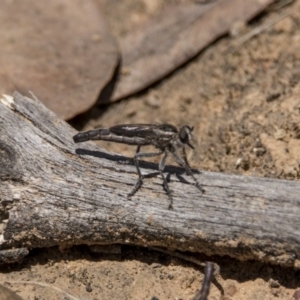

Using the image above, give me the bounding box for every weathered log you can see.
[0,92,300,268]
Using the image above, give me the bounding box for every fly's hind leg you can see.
[127,147,164,198]
[159,152,173,210]
[128,146,143,198]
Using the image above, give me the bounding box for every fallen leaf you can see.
[0,0,118,119]
[110,0,275,102]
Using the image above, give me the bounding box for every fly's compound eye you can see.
[179,126,190,143]
[179,125,194,149]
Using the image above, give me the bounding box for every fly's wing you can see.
[109,124,178,137]
[109,124,178,143]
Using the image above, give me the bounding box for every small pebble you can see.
[86,283,92,292]
[269,279,280,288]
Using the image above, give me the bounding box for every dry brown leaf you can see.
[0,0,118,120]
[110,0,275,102]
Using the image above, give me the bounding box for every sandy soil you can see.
[1,0,300,299]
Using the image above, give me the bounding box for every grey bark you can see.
[0,92,300,267]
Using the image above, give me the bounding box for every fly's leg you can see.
[182,147,192,172]
[128,146,142,197]
[127,148,164,198]
[170,151,204,193]
[159,152,173,210]
[158,152,169,193]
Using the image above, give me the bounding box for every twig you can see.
[150,247,206,267]
[234,10,292,47]
[150,247,220,274]
[1,281,80,300]
[150,248,218,300]
[192,262,215,300]
[271,0,294,11]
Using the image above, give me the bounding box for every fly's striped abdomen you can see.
[73,129,110,143]
[73,128,150,146]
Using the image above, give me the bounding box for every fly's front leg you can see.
[127,148,164,198]
[182,147,192,172]
[170,150,204,193]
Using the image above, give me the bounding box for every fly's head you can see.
[179,125,194,149]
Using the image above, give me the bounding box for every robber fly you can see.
[73,123,203,209]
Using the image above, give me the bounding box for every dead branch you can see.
[1,92,300,268]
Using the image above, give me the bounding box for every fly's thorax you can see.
[169,135,185,152]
